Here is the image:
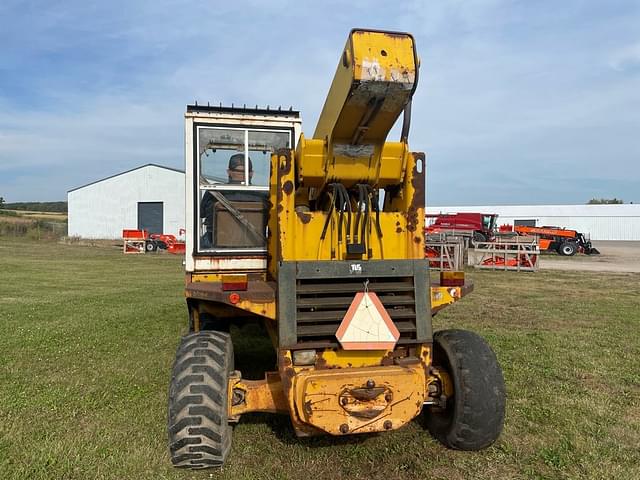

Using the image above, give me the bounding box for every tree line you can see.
[0,199,68,213]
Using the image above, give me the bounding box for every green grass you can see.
[0,237,638,479]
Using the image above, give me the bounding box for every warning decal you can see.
[335,291,400,350]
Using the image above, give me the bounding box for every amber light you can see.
[222,274,248,291]
[440,271,465,287]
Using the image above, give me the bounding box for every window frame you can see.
[193,123,293,255]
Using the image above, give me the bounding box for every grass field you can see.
[0,238,638,479]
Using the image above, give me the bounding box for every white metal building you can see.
[426,204,640,241]
[68,164,185,239]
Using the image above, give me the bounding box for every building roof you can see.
[426,204,640,217]
[186,103,300,117]
[68,164,184,193]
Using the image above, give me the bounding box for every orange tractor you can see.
[512,225,600,256]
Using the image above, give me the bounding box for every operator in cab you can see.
[200,153,267,249]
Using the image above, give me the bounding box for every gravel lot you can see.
[540,240,640,273]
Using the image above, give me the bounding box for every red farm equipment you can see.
[426,212,498,243]
[122,229,186,254]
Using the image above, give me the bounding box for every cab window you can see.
[196,126,291,253]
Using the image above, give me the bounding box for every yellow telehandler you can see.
[168,28,505,468]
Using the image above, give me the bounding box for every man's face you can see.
[227,165,253,184]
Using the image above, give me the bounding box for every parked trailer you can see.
[472,236,539,272]
[122,229,185,254]
[425,234,465,271]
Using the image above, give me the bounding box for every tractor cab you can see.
[184,105,302,272]
[482,213,497,233]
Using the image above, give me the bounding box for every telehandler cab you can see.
[168,29,506,469]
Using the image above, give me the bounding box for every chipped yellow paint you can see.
[297,136,409,188]
[270,148,424,268]
[318,349,389,368]
[430,285,463,309]
[228,372,288,419]
[235,299,276,320]
[293,365,426,435]
[191,272,266,283]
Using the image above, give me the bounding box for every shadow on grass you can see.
[230,322,277,380]
[237,411,376,447]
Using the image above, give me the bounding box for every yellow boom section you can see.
[313,29,417,147]
[269,30,425,270]
[297,29,418,190]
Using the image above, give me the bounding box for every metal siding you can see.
[426,205,640,241]
[68,166,185,239]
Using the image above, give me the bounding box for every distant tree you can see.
[3,201,67,213]
[0,196,4,208]
[587,198,623,204]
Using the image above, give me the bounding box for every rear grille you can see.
[295,277,418,348]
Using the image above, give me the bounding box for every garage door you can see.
[138,202,163,234]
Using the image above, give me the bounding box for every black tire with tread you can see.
[557,241,577,256]
[426,329,506,450]
[168,331,234,469]
[472,231,487,244]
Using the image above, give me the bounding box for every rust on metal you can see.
[186,280,275,303]
[228,372,288,417]
[315,353,329,369]
[278,353,296,392]
[292,365,426,435]
[406,151,426,232]
[296,211,312,224]
[411,152,426,207]
[283,180,294,195]
[277,148,292,175]
[381,347,409,366]
[185,280,276,319]
[275,149,294,264]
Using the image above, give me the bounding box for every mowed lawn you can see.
[0,238,638,480]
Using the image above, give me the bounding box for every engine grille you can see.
[294,277,419,348]
[277,260,431,349]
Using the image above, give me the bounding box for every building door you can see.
[138,202,163,234]
[514,219,536,227]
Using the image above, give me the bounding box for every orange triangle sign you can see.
[336,292,400,350]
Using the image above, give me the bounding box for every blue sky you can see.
[0,0,638,205]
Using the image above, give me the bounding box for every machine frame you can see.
[169,29,505,469]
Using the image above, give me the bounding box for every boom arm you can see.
[295,29,419,190]
[313,29,418,148]
[269,29,426,271]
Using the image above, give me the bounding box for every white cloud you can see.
[609,42,640,71]
[0,1,638,203]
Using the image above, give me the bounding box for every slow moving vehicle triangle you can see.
[336,291,400,350]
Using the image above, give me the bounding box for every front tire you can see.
[168,331,234,469]
[425,329,505,450]
[472,232,487,244]
[557,242,577,256]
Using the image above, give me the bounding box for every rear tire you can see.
[168,331,234,469]
[425,329,505,450]
[558,242,577,256]
[472,232,487,244]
